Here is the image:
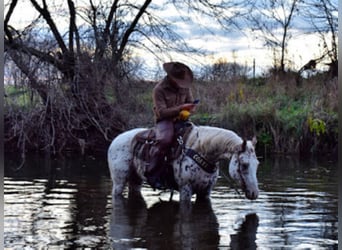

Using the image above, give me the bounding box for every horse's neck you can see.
[187,126,242,162]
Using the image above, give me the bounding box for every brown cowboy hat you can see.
[163,62,193,88]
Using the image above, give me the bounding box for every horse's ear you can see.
[234,139,247,153]
[241,139,247,152]
[252,136,257,146]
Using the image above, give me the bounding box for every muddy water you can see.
[4,155,338,249]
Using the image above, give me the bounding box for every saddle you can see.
[132,121,193,189]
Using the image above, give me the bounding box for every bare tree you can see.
[5,0,253,101]
[247,0,300,72]
[4,0,250,154]
[200,57,249,82]
[5,0,155,105]
[299,0,338,77]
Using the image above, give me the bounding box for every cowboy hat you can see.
[163,62,193,88]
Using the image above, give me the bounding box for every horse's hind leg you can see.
[107,128,146,197]
[108,143,132,197]
[110,164,130,197]
[109,153,143,197]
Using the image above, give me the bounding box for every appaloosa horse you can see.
[108,124,259,202]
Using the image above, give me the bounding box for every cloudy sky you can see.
[5,0,336,78]
[143,0,335,76]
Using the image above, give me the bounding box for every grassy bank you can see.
[191,73,338,157]
[4,72,338,158]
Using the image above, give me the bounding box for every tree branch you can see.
[4,0,19,42]
[116,0,152,62]
[29,0,68,53]
[67,0,75,53]
[104,0,120,37]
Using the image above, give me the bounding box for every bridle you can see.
[218,151,247,198]
[220,141,249,196]
[237,157,248,193]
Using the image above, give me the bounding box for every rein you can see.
[219,169,242,197]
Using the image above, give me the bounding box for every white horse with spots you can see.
[108,125,259,202]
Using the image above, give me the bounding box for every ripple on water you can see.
[4,157,338,249]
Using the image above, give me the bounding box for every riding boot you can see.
[146,146,166,189]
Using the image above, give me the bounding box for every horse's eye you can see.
[241,163,249,171]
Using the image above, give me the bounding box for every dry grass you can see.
[4,72,338,157]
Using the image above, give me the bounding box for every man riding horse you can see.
[108,72,259,200]
[146,62,197,188]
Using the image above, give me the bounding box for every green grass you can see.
[4,85,42,111]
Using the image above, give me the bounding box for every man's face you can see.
[169,77,180,88]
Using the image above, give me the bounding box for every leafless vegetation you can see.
[4,0,338,159]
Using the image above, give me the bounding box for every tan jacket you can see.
[153,77,194,122]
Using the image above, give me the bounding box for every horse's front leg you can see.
[196,190,211,202]
[179,184,193,212]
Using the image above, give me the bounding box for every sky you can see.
[142,0,335,77]
[5,0,337,79]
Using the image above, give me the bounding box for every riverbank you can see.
[4,71,338,159]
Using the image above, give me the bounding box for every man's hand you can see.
[180,103,196,112]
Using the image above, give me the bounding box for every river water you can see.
[4,154,338,249]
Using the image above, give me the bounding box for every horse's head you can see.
[229,137,259,200]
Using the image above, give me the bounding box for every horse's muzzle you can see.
[245,189,258,200]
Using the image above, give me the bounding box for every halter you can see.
[219,150,247,197]
[219,140,248,196]
[237,160,247,192]
[236,139,248,192]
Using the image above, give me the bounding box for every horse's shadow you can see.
[110,195,259,249]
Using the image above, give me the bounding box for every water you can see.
[4,154,338,249]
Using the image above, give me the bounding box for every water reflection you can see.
[110,195,221,249]
[4,155,113,249]
[110,195,148,249]
[230,213,259,250]
[4,155,338,249]
[5,178,78,248]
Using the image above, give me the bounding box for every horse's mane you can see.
[187,125,243,161]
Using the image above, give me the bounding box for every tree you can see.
[5,0,254,102]
[299,0,338,77]
[4,0,250,154]
[5,0,155,105]
[247,0,300,72]
[200,57,249,82]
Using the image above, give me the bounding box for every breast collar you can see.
[185,148,218,174]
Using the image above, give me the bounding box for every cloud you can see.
[6,0,334,78]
